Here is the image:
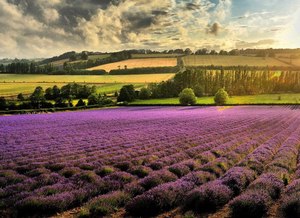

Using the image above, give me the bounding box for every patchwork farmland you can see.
[1,106,300,217]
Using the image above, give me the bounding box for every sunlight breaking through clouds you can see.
[0,0,299,58]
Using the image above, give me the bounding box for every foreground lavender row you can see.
[1,106,300,217]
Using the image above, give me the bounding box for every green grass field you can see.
[0,74,174,97]
[88,54,111,60]
[132,93,300,105]
[183,55,291,67]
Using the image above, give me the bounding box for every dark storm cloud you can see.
[125,13,156,29]
[186,3,200,10]
[207,22,220,35]
[152,10,168,16]
[59,6,92,27]
[7,0,119,27]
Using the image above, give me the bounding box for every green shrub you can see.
[96,166,115,177]
[179,88,197,106]
[130,166,151,178]
[88,191,131,217]
[214,88,229,105]
[139,87,152,100]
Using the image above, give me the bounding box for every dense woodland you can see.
[147,69,300,98]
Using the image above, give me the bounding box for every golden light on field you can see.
[87,58,178,72]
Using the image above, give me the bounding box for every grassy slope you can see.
[88,54,111,60]
[183,55,291,67]
[132,93,300,105]
[49,54,111,67]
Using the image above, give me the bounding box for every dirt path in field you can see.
[51,207,81,218]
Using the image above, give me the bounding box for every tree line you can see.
[0,83,113,111]
[0,51,131,75]
[140,69,300,99]
[0,62,55,74]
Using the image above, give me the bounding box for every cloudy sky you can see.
[1,0,300,58]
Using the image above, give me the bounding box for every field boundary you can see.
[2,104,300,115]
[129,103,300,107]
[0,104,116,115]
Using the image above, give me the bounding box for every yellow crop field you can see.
[183,55,291,67]
[131,54,182,58]
[0,74,175,97]
[277,57,300,66]
[87,58,177,72]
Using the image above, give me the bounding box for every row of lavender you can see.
[0,106,300,217]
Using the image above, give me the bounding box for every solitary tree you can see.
[184,48,192,55]
[179,88,197,105]
[81,51,88,60]
[117,85,136,102]
[214,88,229,105]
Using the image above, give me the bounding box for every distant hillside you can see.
[39,51,107,66]
[0,58,44,66]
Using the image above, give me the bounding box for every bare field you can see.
[183,55,291,67]
[87,58,178,72]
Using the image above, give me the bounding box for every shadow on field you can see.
[179,106,208,110]
[123,106,164,111]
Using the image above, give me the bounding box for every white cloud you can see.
[0,0,299,58]
[43,8,60,23]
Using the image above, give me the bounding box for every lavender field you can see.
[1,106,300,217]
